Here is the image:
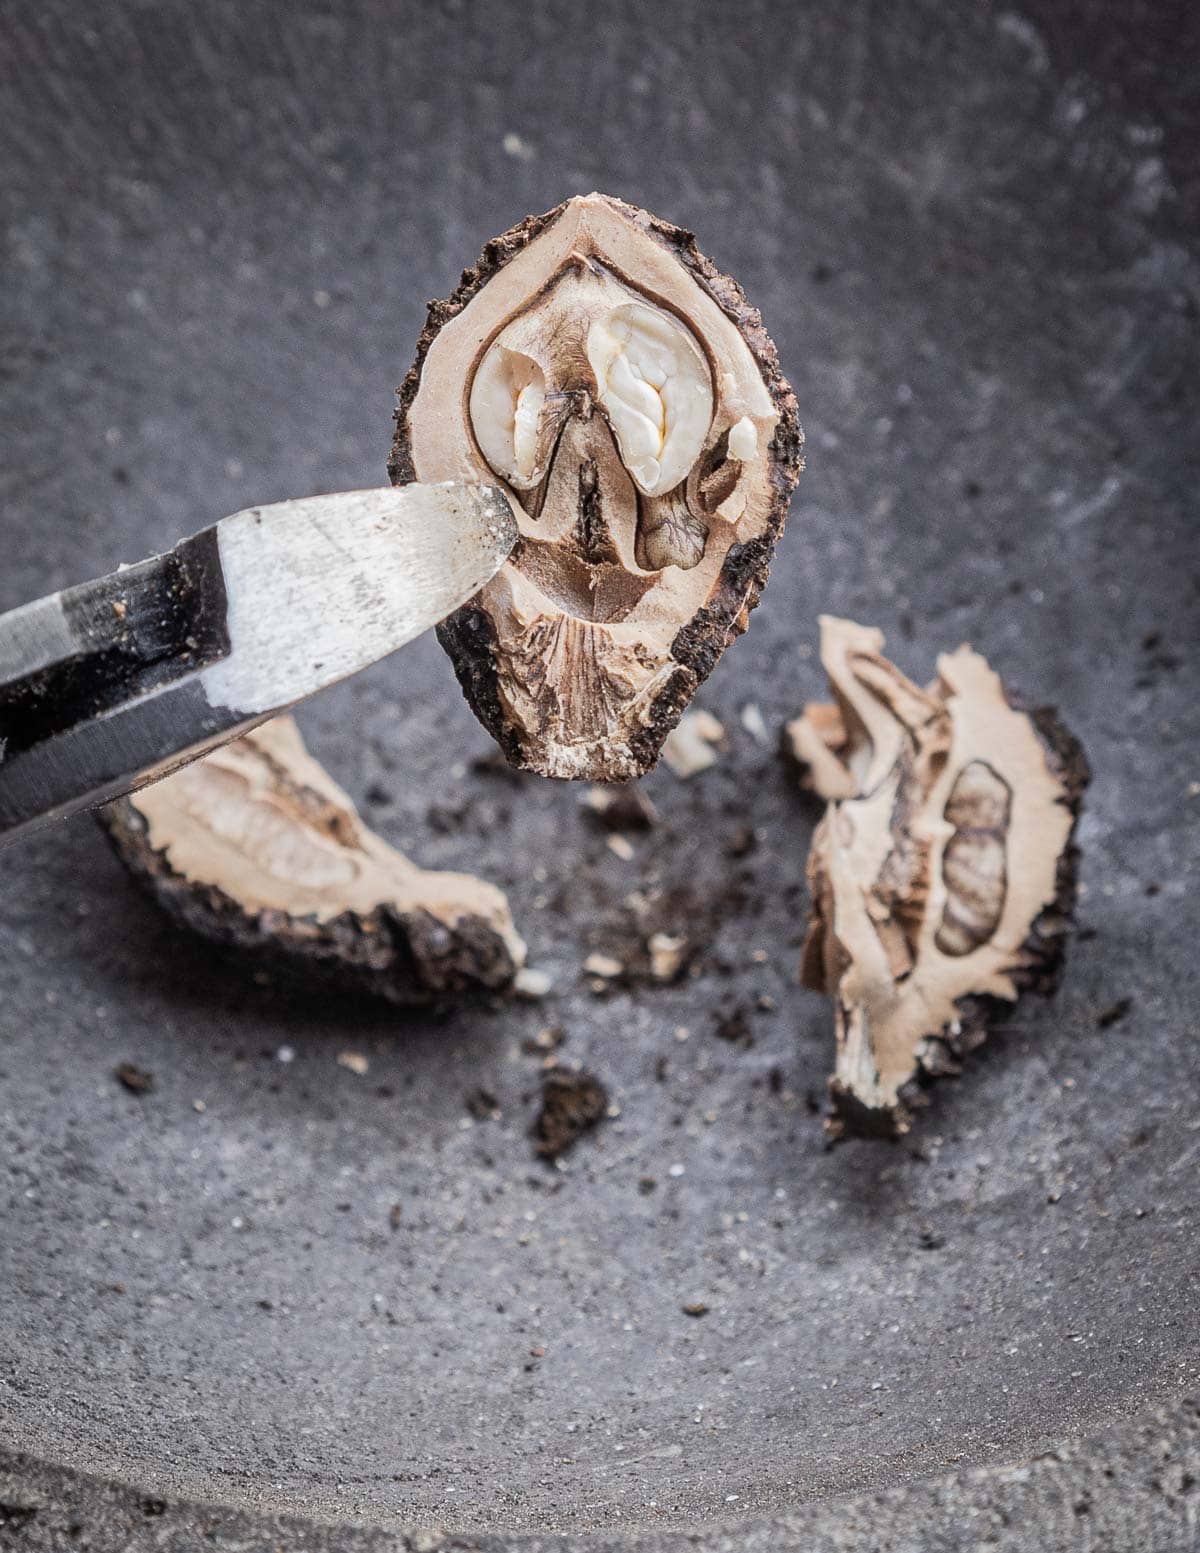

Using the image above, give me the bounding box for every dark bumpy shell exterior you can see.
[390,195,804,779]
[99,799,522,1006]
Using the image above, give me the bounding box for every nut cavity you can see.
[470,345,549,489]
[636,488,708,572]
[936,760,1012,956]
[585,302,713,497]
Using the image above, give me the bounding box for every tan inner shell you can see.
[406,194,779,778]
[131,716,524,960]
[794,617,1074,1118]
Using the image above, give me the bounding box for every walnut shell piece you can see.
[391,193,803,781]
[531,1069,610,1160]
[793,617,1090,1140]
[99,716,526,1004]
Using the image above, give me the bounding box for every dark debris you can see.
[532,1069,609,1161]
[115,1062,154,1095]
[712,1005,753,1048]
[466,1087,502,1120]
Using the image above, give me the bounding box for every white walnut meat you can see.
[100,717,526,1003]
[790,617,1089,1140]
[391,194,804,781]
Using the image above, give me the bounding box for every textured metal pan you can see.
[0,1,1196,1547]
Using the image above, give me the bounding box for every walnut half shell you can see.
[100,717,525,1004]
[788,617,1090,1140]
[391,194,803,781]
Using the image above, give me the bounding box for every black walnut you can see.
[391,193,803,781]
[101,716,525,1005]
[788,617,1089,1140]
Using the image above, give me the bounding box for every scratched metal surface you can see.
[1,1,1197,1548]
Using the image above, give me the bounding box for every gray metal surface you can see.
[0,0,1197,1548]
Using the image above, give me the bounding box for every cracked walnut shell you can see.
[788,617,1089,1139]
[100,716,525,1003]
[391,194,803,781]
